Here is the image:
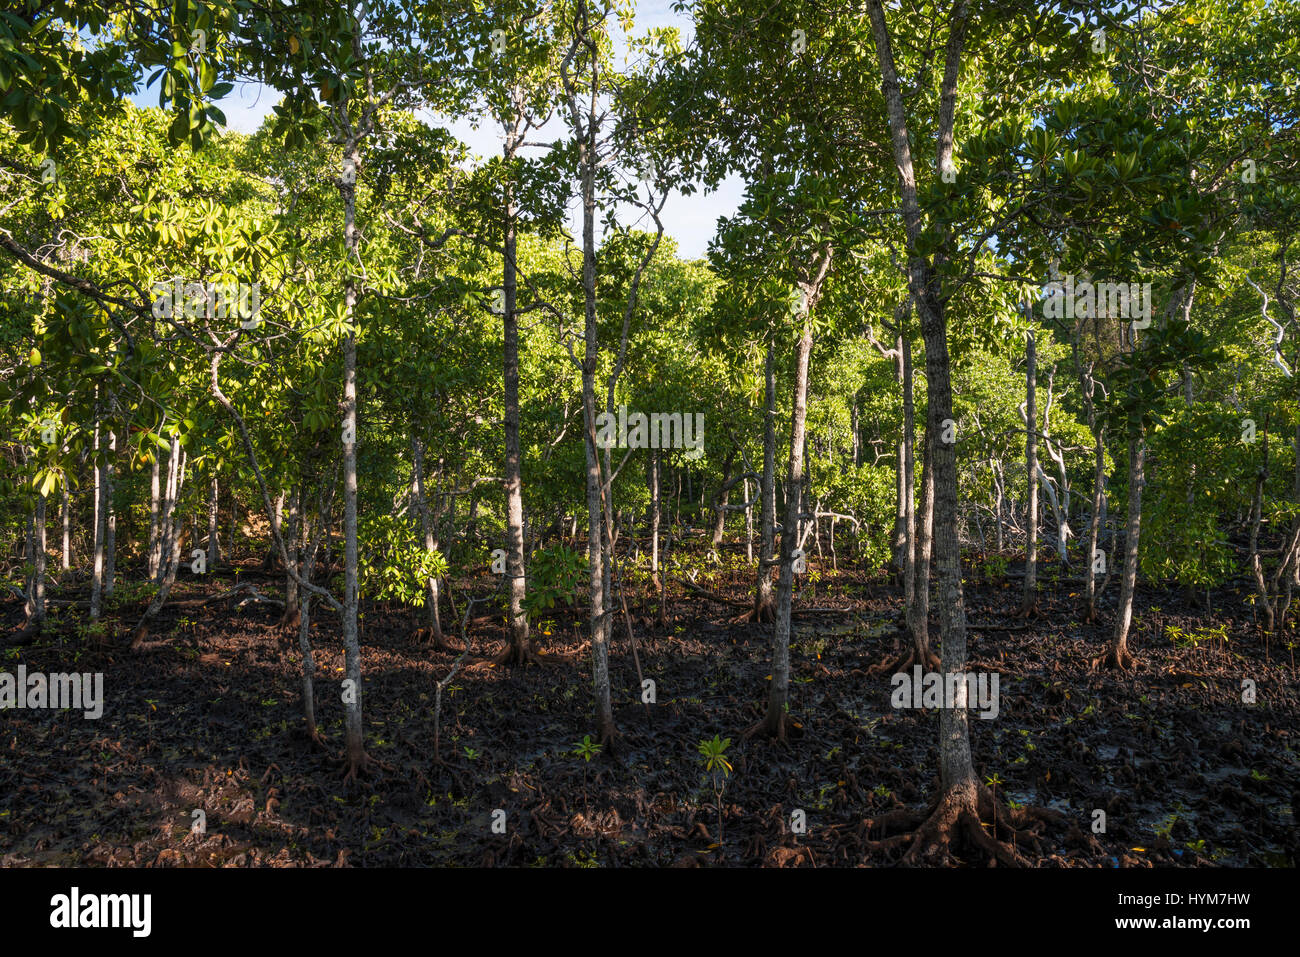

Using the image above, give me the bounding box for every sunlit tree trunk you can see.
[1021,330,1038,613]
[147,451,161,579]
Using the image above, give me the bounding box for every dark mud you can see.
[2,553,1296,867]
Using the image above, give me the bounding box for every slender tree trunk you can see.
[90,413,106,620]
[502,116,530,661]
[1104,436,1144,669]
[337,140,367,778]
[711,448,736,546]
[1084,427,1106,621]
[754,340,777,622]
[908,422,935,663]
[147,451,162,579]
[103,429,115,595]
[759,254,830,737]
[25,493,46,631]
[649,451,661,589]
[207,474,220,569]
[282,483,300,628]
[1021,330,1038,613]
[411,435,446,646]
[891,333,908,579]
[132,439,187,645]
[60,483,70,571]
[573,67,616,742]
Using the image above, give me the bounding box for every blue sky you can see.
[131,1,742,260]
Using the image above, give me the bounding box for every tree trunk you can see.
[502,116,530,661]
[283,483,300,627]
[648,451,661,589]
[133,438,186,644]
[891,333,908,579]
[1104,436,1144,669]
[575,70,616,742]
[1084,427,1106,622]
[25,493,46,631]
[207,474,220,569]
[90,414,107,619]
[754,340,777,622]
[103,429,115,595]
[147,451,162,579]
[60,483,71,571]
[711,448,736,546]
[908,419,936,664]
[411,434,446,646]
[338,141,367,778]
[1021,330,1038,613]
[759,255,829,738]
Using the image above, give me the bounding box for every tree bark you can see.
[753,340,777,622]
[147,451,162,579]
[1104,436,1144,669]
[501,94,530,661]
[1021,329,1038,613]
[207,474,221,570]
[411,434,446,647]
[89,413,107,619]
[60,482,70,571]
[761,310,814,738]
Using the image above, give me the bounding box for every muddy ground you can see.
[2,551,1296,867]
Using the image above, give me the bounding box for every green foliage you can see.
[523,543,585,614]
[358,513,448,606]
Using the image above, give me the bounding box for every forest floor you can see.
[2,549,1297,867]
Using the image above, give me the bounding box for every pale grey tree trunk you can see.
[648,451,661,587]
[763,310,815,737]
[340,141,366,776]
[60,484,70,571]
[502,92,530,660]
[1022,330,1038,612]
[754,340,777,622]
[133,438,186,644]
[711,448,735,546]
[207,474,220,569]
[103,429,115,596]
[910,424,934,659]
[147,451,162,579]
[89,413,106,620]
[411,434,445,645]
[26,493,46,630]
[1106,437,1145,669]
[869,0,985,847]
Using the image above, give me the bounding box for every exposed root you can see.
[596,725,624,756]
[277,607,301,632]
[466,640,568,670]
[866,642,940,677]
[412,627,461,653]
[341,740,372,785]
[1093,642,1137,671]
[733,594,776,624]
[742,708,794,743]
[868,784,1063,867]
